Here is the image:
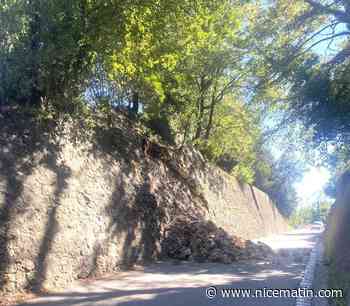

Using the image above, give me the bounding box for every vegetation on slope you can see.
[0,0,307,217]
[3,0,350,302]
[2,0,350,215]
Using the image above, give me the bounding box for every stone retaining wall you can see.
[0,115,288,295]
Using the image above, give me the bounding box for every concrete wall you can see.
[325,171,350,265]
[323,172,350,304]
[175,146,288,239]
[0,116,288,295]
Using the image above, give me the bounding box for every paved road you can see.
[18,228,322,306]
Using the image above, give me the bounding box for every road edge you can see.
[296,237,324,306]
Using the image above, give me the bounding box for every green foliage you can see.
[289,200,332,227]
[0,0,307,216]
[254,149,304,217]
[196,97,260,183]
[285,56,350,187]
[0,1,96,108]
[289,58,350,150]
[253,0,350,171]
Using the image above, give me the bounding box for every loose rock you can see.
[161,217,274,263]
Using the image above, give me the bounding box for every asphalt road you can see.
[18,228,322,306]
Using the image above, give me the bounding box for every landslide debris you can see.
[161,217,274,263]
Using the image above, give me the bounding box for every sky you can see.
[294,167,331,207]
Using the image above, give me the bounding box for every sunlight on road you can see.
[255,229,322,251]
[20,229,322,306]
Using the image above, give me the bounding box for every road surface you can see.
[18,228,322,306]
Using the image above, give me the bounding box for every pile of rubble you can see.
[161,218,274,263]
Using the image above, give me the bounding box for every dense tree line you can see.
[256,0,350,193]
[3,0,345,216]
[290,200,332,227]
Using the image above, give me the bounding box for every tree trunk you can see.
[180,118,191,148]
[131,91,139,114]
[194,96,204,140]
[204,95,216,140]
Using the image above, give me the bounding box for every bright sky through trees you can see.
[294,167,331,207]
[288,25,348,207]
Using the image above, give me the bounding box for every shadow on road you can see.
[18,258,307,306]
[17,228,322,306]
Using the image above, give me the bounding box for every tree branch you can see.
[303,0,350,23]
[302,30,350,54]
[296,22,340,50]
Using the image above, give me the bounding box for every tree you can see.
[250,0,350,79]
[1,1,96,108]
[248,0,350,198]
[0,0,310,218]
[290,200,332,227]
[198,96,260,183]
[252,145,305,217]
[290,59,350,144]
